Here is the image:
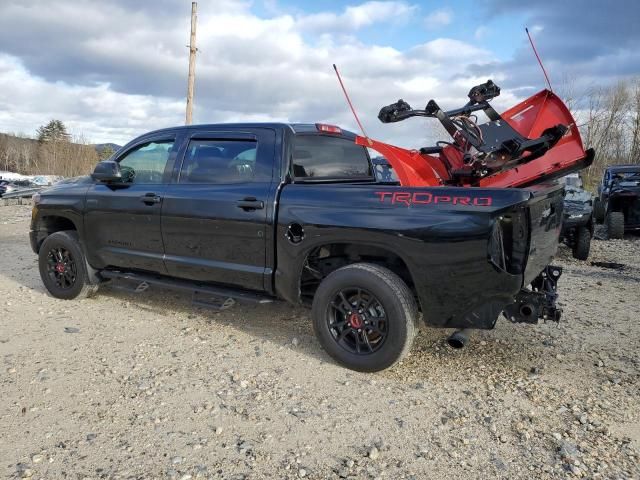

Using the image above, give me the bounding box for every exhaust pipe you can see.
[447,329,471,349]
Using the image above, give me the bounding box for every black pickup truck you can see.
[30,123,565,371]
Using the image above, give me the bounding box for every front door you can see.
[161,129,276,290]
[84,134,179,273]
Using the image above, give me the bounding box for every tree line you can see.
[0,120,111,178]
[563,77,640,188]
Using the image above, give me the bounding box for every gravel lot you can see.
[1,203,639,479]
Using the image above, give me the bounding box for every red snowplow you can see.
[358,80,593,188]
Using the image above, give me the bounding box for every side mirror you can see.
[92,160,122,182]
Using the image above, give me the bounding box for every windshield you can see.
[565,188,591,202]
[562,174,583,188]
[612,171,640,181]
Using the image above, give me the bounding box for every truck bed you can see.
[275,182,563,329]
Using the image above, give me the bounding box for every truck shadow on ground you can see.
[93,281,555,379]
[97,281,334,364]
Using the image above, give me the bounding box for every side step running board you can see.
[100,270,274,305]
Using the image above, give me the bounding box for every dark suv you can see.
[594,165,640,238]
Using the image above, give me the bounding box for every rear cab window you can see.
[292,135,372,181]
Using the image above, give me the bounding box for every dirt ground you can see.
[1,203,639,480]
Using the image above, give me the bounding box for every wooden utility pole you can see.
[185,1,198,125]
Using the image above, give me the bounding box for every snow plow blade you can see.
[359,82,593,189]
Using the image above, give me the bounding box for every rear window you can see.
[292,135,371,179]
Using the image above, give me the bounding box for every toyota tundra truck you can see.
[31,122,566,371]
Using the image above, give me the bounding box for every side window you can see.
[179,139,258,184]
[293,135,371,179]
[118,140,174,184]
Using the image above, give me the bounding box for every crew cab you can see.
[31,123,565,371]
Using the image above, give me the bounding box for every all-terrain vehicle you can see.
[593,165,640,238]
[560,174,593,260]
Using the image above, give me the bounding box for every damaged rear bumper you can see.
[503,265,563,324]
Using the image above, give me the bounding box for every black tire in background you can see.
[606,211,625,239]
[572,226,591,260]
[38,230,99,300]
[593,198,605,223]
[312,263,418,372]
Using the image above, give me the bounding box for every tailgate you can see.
[522,183,564,285]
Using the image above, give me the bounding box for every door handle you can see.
[236,197,264,210]
[140,193,161,205]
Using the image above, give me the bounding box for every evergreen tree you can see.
[37,120,71,142]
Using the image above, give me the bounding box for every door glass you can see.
[118,140,175,184]
[179,139,258,184]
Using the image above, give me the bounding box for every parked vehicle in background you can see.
[1,173,63,199]
[1,179,34,197]
[594,165,640,238]
[560,174,593,260]
[0,180,11,197]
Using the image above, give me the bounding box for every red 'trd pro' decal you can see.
[375,191,492,207]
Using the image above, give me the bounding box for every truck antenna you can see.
[333,64,371,143]
[526,27,553,92]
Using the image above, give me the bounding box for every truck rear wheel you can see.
[606,211,625,239]
[38,231,99,300]
[312,263,418,372]
[572,226,591,260]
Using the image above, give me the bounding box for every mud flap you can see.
[503,266,562,324]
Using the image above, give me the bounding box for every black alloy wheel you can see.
[312,263,418,372]
[38,230,99,300]
[327,287,387,355]
[45,246,78,290]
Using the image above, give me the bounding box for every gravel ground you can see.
[1,204,639,480]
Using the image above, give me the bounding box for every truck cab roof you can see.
[606,164,640,173]
[139,122,359,141]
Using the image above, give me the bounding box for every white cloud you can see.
[424,8,452,28]
[0,1,504,149]
[0,54,183,144]
[297,1,417,32]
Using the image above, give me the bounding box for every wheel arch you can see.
[295,241,418,308]
[31,214,79,253]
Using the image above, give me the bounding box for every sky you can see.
[0,0,637,147]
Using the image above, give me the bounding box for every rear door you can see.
[161,128,276,290]
[84,133,180,272]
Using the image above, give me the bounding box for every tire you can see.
[606,211,625,239]
[38,230,99,300]
[312,263,418,372]
[572,226,591,260]
[593,198,605,223]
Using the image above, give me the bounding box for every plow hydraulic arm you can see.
[360,80,593,188]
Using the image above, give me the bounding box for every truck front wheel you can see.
[312,263,418,372]
[38,231,99,300]
[606,211,625,239]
